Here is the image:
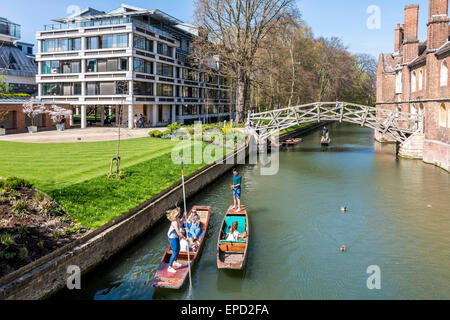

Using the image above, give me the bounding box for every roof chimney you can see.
[395,24,404,52]
[404,4,419,42]
[429,0,448,19]
[427,0,450,49]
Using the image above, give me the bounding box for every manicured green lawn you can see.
[0,138,178,191]
[0,138,227,229]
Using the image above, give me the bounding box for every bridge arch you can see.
[246,102,424,145]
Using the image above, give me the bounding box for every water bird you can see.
[340,206,347,212]
[340,246,347,252]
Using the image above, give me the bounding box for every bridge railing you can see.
[247,102,424,144]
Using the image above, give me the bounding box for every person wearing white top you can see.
[226,221,242,242]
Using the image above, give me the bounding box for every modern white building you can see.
[35,4,235,129]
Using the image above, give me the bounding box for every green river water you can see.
[56,123,450,300]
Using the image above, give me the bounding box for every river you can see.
[55,123,450,300]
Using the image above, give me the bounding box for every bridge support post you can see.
[398,132,425,160]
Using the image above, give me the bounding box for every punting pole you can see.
[181,157,193,297]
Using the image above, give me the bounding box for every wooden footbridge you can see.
[246,102,424,145]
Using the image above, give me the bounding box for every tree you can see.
[192,0,294,123]
[22,98,46,128]
[46,104,73,124]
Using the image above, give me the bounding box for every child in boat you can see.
[226,221,243,242]
[180,229,199,253]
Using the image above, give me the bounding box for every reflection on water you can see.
[55,123,450,300]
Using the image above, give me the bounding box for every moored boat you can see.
[217,205,249,270]
[321,138,331,146]
[281,138,302,146]
[153,206,211,289]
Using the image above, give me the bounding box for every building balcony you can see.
[0,18,21,40]
[43,18,132,31]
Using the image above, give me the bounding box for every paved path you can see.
[0,127,167,143]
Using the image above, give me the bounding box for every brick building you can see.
[0,97,71,134]
[376,0,449,172]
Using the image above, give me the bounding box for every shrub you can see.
[0,233,15,248]
[17,224,28,237]
[4,177,33,190]
[148,130,163,138]
[18,246,28,259]
[0,251,16,260]
[167,122,182,135]
[33,191,46,203]
[0,179,4,188]
[11,198,30,215]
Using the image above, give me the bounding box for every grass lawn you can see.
[0,138,178,191]
[0,138,226,229]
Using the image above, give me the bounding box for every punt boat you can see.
[153,206,211,289]
[217,205,249,270]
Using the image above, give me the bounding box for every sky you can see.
[1,0,434,58]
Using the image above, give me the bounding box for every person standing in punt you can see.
[231,168,242,212]
[166,208,186,273]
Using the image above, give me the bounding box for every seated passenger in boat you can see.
[226,221,244,242]
[186,213,203,240]
[180,229,199,252]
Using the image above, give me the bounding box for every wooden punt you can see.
[217,205,249,270]
[281,138,302,146]
[321,138,331,146]
[153,206,211,289]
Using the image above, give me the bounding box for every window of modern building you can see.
[42,38,81,52]
[119,58,128,71]
[395,71,402,94]
[182,68,199,81]
[156,83,173,96]
[440,60,448,87]
[41,60,80,74]
[182,104,198,115]
[134,36,153,52]
[157,43,173,57]
[439,103,447,127]
[418,70,423,91]
[42,82,82,96]
[86,59,97,72]
[156,63,173,77]
[182,86,199,98]
[411,71,416,93]
[85,58,128,73]
[133,81,154,96]
[86,81,128,95]
[133,58,153,74]
[86,34,128,50]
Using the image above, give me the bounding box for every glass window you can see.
[41,61,51,74]
[133,81,154,96]
[119,58,128,71]
[156,63,173,77]
[87,37,99,50]
[134,58,145,73]
[42,38,81,52]
[157,84,173,97]
[157,43,173,57]
[86,60,97,72]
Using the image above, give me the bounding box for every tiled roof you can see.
[0,96,30,104]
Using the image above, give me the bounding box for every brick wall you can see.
[0,104,71,134]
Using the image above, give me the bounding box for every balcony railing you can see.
[0,20,21,38]
[43,17,132,31]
